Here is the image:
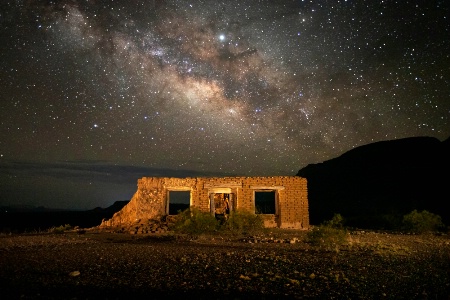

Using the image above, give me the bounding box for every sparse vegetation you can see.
[170,208,219,235]
[49,224,72,234]
[307,214,349,250]
[171,208,265,236]
[402,210,445,233]
[223,209,265,235]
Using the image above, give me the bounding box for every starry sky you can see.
[1,0,449,210]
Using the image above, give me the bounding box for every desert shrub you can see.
[323,213,344,228]
[170,208,219,235]
[50,224,72,234]
[223,209,265,235]
[307,214,349,250]
[402,210,444,233]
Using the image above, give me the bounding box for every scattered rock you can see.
[96,217,174,235]
[69,271,80,277]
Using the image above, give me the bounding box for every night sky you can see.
[1,0,449,210]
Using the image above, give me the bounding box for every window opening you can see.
[255,191,276,214]
[168,191,190,215]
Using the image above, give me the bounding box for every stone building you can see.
[101,176,309,229]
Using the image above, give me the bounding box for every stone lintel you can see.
[165,186,192,191]
[204,183,242,188]
[250,186,285,190]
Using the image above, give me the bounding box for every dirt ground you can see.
[0,229,449,299]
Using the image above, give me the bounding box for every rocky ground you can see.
[0,229,449,299]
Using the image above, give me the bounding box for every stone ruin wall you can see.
[101,176,309,229]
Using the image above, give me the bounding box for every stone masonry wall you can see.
[100,176,308,229]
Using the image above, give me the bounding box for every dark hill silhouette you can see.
[90,200,129,215]
[297,136,450,229]
[0,200,129,233]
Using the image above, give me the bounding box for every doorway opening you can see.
[212,193,233,223]
[214,193,230,215]
[167,190,190,215]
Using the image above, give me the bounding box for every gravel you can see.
[1,230,449,299]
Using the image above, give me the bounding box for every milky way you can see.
[1,0,449,208]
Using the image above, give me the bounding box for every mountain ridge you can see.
[297,136,449,228]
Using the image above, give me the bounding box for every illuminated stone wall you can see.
[101,176,308,229]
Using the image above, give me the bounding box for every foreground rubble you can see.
[97,217,174,235]
[0,230,449,299]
